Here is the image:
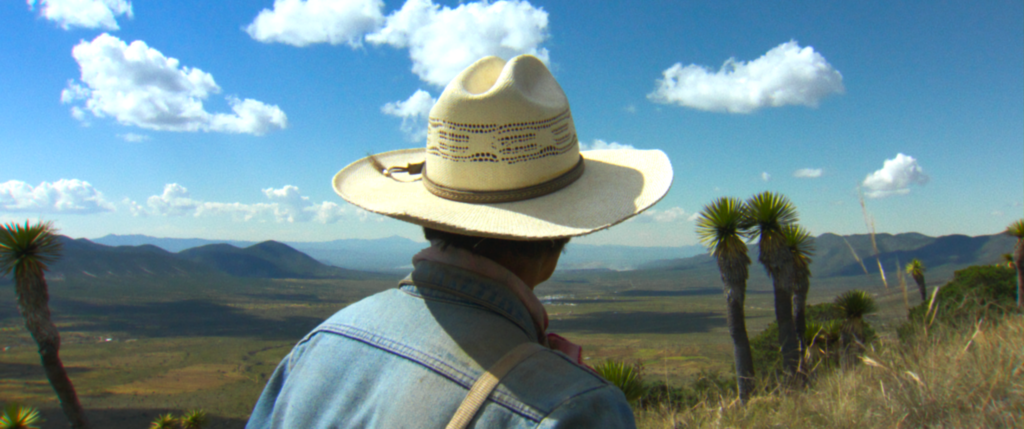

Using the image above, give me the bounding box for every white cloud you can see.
[793,168,823,178]
[633,206,691,223]
[118,132,149,142]
[991,210,1004,217]
[62,34,287,135]
[245,0,386,47]
[0,179,116,214]
[28,0,133,30]
[648,40,844,113]
[132,184,350,223]
[579,139,636,151]
[366,0,550,86]
[381,89,435,141]
[244,0,550,87]
[624,104,637,114]
[761,172,771,182]
[862,153,929,199]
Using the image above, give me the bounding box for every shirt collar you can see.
[412,242,549,343]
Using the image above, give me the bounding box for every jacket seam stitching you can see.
[310,322,545,422]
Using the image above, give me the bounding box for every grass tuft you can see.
[636,313,1024,428]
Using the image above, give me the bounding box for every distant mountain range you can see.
[46,236,369,281]
[91,234,704,272]
[641,232,1016,279]
[6,232,1012,286]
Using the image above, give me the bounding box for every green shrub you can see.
[901,265,1018,339]
[638,370,736,409]
[593,360,647,404]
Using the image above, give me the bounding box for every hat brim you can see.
[333,149,673,240]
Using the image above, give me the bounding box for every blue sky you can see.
[2,0,1021,247]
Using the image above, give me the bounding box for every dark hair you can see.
[423,227,569,261]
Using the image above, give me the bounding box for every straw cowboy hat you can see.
[333,55,673,240]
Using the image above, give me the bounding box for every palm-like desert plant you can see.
[783,224,814,352]
[149,414,177,429]
[179,410,207,429]
[1006,219,1024,307]
[906,259,927,301]
[834,290,877,350]
[0,403,43,429]
[696,197,755,402]
[593,360,647,404]
[743,192,801,374]
[0,221,89,429]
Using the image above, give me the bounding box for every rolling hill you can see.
[641,232,1016,279]
[40,237,372,281]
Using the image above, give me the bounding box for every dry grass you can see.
[636,314,1024,428]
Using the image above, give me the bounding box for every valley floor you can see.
[0,269,929,428]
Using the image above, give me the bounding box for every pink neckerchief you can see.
[412,243,584,365]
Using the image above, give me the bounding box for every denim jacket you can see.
[246,260,636,428]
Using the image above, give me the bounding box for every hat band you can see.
[423,156,585,204]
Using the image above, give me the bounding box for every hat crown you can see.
[426,55,579,192]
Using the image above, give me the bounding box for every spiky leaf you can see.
[0,221,62,279]
[149,413,177,429]
[0,403,43,429]
[1005,219,1024,239]
[695,197,749,260]
[834,290,877,320]
[593,360,647,403]
[180,409,207,429]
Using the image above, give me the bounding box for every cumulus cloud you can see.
[245,0,550,87]
[793,168,823,178]
[381,89,435,141]
[579,139,636,151]
[648,40,844,113]
[132,184,351,223]
[633,206,692,223]
[862,153,929,198]
[366,0,550,86]
[0,179,116,214]
[245,0,386,47]
[28,0,133,30]
[61,34,287,135]
[761,172,771,182]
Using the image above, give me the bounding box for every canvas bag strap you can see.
[446,342,546,429]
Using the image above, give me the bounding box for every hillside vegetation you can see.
[634,265,1023,428]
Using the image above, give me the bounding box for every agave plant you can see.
[593,360,647,404]
[834,290,877,351]
[0,403,43,429]
[695,196,755,402]
[179,410,207,429]
[149,413,177,429]
[835,290,877,320]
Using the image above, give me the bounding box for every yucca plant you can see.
[149,414,177,429]
[695,197,755,403]
[906,259,927,301]
[179,410,207,429]
[0,221,89,429]
[593,360,647,404]
[1005,219,1024,307]
[835,290,877,320]
[0,403,43,429]
[782,224,814,352]
[743,191,801,375]
[834,290,877,352]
